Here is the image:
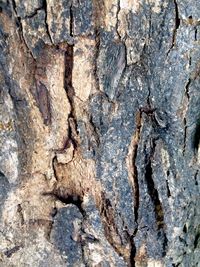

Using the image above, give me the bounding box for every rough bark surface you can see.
[0,0,200,266]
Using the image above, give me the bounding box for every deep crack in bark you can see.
[99,193,133,265]
[11,0,35,59]
[167,0,180,55]
[183,78,191,155]
[144,139,168,255]
[194,170,199,186]
[69,2,73,37]
[43,0,53,44]
[23,6,44,19]
[132,111,142,224]
[93,29,101,92]
[116,0,122,40]
[126,110,145,266]
[64,44,79,149]
[166,170,171,197]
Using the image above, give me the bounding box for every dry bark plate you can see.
[0,0,199,266]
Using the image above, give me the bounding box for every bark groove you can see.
[0,0,199,266]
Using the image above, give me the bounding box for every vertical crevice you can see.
[189,56,192,66]
[69,3,74,37]
[193,119,200,155]
[147,86,151,107]
[122,230,137,267]
[52,156,59,181]
[194,232,200,249]
[100,194,121,252]
[183,78,191,155]
[11,0,35,58]
[144,140,168,256]
[194,170,198,186]
[116,0,122,40]
[132,111,142,225]
[194,28,198,41]
[166,170,171,197]
[64,44,79,149]
[144,142,165,230]
[174,0,180,31]
[99,193,134,266]
[126,111,144,266]
[128,234,136,267]
[43,0,53,44]
[185,78,191,102]
[183,117,187,155]
[93,29,101,92]
[167,0,180,55]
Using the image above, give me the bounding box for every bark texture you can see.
[0,0,200,266]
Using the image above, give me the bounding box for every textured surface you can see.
[0,0,200,266]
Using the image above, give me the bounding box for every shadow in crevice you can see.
[43,188,85,216]
[144,140,168,257]
[193,119,200,154]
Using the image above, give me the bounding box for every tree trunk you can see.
[0,0,199,266]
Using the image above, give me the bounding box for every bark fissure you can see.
[94,30,101,92]
[52,156,59,181]
[174,0,181,32]
[183,117,187,155]
[144,140,168,254]
[129,236,136,267]
[11,0,35,59]
[183,78,191,155]
[64,44,79,150]
[69,3,73,37]
[116,0,122,40]
[126,110,145,266]
[43,0,53,44]
[185,78,191,104]
[166,171,171,197]
[145,149,165,230]
[194,28,198,41]
[194,232,200,249]
[132,111,142,224]
[167,0,180,55]
[99,193,133,266]
[194,170,199,186]
[193,119,200,154]
[50,191,84,216]
[23,6,44,19]
[1,1,199,265]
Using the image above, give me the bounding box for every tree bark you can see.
[0,0,199,266]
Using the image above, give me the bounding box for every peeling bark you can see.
[0,0,200,266]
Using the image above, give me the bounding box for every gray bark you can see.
[0,0,200,266]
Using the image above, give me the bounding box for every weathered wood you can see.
[0,0,199,266]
